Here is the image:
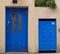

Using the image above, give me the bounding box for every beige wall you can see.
[0,0,60,53]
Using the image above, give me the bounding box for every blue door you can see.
[6,8,28,52]
[38,19,56,52]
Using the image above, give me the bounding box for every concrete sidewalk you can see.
[0,52,59,54]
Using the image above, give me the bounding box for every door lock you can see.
[8,21,10,24]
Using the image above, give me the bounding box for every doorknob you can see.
[8,21,10,24]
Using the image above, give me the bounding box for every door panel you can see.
[6,8,28,52]
[38,19,56,52]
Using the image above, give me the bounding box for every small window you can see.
[13,0,17,4]
[12,12,16,30]
[18,13,22,30]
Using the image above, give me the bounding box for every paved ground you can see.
[0,53,59,54]
[6,53,60,54]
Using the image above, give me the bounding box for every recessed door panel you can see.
[6,8,28,52]
[38,19,56,52]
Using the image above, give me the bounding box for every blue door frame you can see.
[38,19,57,52]
[6,8,28,52]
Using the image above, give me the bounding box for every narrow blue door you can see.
[38,19,56,52]
[6,8,28,52]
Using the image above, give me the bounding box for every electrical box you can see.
[38,19,56,53]
[13,0,17,3]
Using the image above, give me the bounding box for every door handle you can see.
[8,21,10,24]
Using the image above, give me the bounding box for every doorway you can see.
[6,8,28,52]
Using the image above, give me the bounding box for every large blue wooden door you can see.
[38,19,56,52]
[6,8,28,52]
